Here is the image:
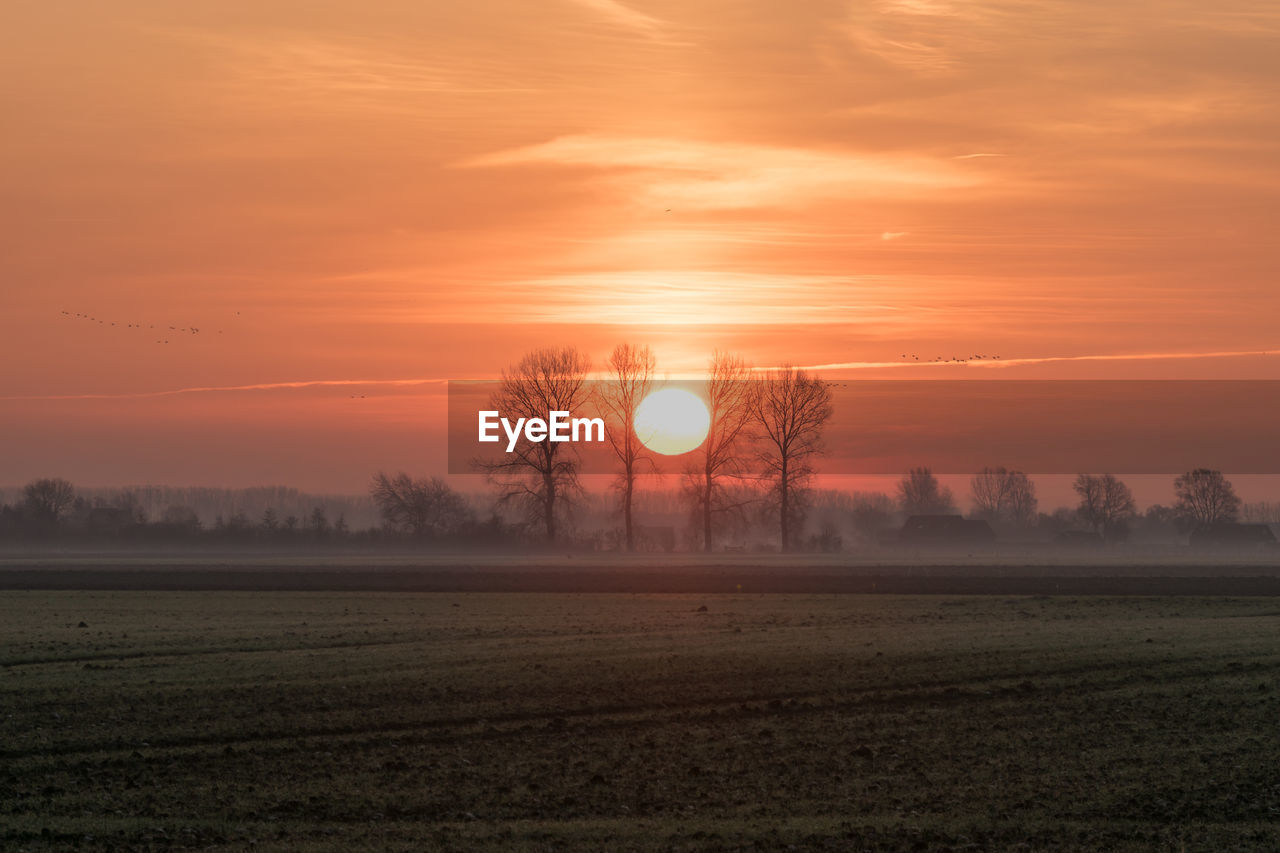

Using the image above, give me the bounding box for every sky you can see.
[2,0,1279,495]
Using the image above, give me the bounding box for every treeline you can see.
[364,467,1270,553]
[0,477,521,548]
[468,343,1277,551]
[0,478,359,544]
[825,468,1261,546]
[1,330,1271,553]
[0,467,1273,551]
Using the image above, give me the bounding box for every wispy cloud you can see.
[846,0,1004,74]
[0,379,446,402]
[462,134,984,210]
[156,29,541,112]
[966,349,1280,368]
[566,0,669,38]
[787,349,1280,372]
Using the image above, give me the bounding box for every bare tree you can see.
[597,343,656,551]
[970,466,1037,525]
[1242,501,1280,524]
[683,351,754,552]
[1006,474,1038,525]
[21,478,76,522]
[1073,473,1137,540]
[478,346,591,541]
[370,472,472,538]
[1173,468,1240,528]
[969,467,1006,520]
[897,467,956,516]
[752,367,833,551]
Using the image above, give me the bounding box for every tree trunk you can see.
[544,473,556,541]
[779,458,789,552]
[702,471,713,553]
[623,465,634,552]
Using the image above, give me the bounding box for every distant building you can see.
[1189,523,1277,548]
[897,514,996,545]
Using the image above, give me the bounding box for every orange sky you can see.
[2,0,1279,491]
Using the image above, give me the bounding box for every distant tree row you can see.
[472,346,1265,551]
[0,478,360,543]
[892,466,1243,542]
[0,477,523,547]
[0,466,1258,551]
[1,446,1256,554]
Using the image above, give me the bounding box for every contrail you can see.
[780,349,1280,373]
[967,349,1280,368]
[6,349,1276,400]
[0,378,448,402]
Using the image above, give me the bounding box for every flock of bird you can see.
[901,353,1002,364]
[59,307,1011,399]
[60,310,225,344]
[60,308,390,403]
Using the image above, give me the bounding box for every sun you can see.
[634,388,711,455]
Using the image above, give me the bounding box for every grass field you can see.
[4,590,1280,851]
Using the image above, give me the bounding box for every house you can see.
[83,506,136,536]
[897,514,996,545]
[1189,523,1277,548]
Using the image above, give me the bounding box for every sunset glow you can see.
[7,8,1280,845]
[3,0,1279,488]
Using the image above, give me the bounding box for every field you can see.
[4,589,1280,851]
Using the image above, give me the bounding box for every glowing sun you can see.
[634,388,711,455]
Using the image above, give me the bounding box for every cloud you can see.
[566,0,669,37]
[461,134,983,210]
[0,378,446,402]
[845,0,1004,75]
[155,28,540,111]
[460,270,921,326]
[881,231,909,240]
[786,349,1280,372]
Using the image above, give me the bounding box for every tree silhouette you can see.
[371,472,472,538]
[1173,468,1240,528]
[970,467,1037,525]
[478,346,590,541]
[21,478,76,523]
[752,367,833,551]
[598,343,656,552]
[1073,473,1136,541]
[897,467,955,516]
[683,351,754,552]
[308,506,330,539]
